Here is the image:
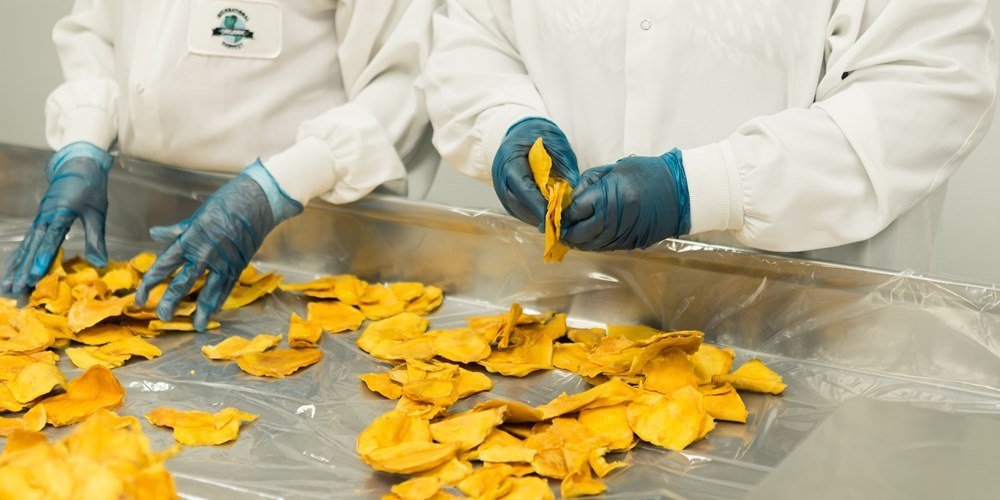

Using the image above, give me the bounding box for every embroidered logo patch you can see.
[212,8,254,49]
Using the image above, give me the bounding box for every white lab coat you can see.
[46,0,439,205]
[425,0,998,271]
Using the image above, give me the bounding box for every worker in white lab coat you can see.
[425,1,998,270]
[2,0,438,330]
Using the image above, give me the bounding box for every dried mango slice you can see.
[66,294,134,332]
[713,358,786,394]
[0,353,57,382]
[236,348,322,378]
[28,273,71,314]
[356,313,430,361]
[365,441,459,474]
[237,264,269,285]
[7,362,67,403]
[279,275,352,292]
[359,284,406,320]
[0,385,25,412]
[642,347,700,395]
[503,476,554,500]
[627,331,704,374]
[567,328,605,348]
[288,313,322,348]
[73,324,135,345]
[417,458,474,486]
[472,400,542,424]
[146,407,258,446]
[389,476,441,500]
[578,404,635,452]
[0,404,46,437]
[626,386,715,450]
[148,318,220,331]
[299,276,368,304]
[0,311,55,354]
[357,410,433,457]
[307,301,365,333]
[124,301,196,320]
[588,447,627,478]
[389,282,426,303]
[429,327,491,363]
[101,265,138,292]
[700,384,748,423]
[529,138,572,263]
[457,464,516,498]
[38,366,124,426]
[221,271,282,310]
[201,334,281,360]
[477,446,537,464]
[361,372,403,399]
[553,342,589,373]
[129,252,157,273]
[66,266,100,288]
[478,314,566,377]
[607,324,664,341]
[429,406,506,451]
[690,344,735,384]
[536,380,640,420]
[66,335,162,370]
[405,286,444,315]
[561,441,607,497]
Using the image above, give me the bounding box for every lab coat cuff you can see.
[477,105,551,181]
[682,142,745,234]
[56,107,116,151]
[264,137,340,205]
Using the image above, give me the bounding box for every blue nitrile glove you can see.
[493,117,580,229]
[562,149,690,251]
[135,159,302,331]
[2,142,114,297]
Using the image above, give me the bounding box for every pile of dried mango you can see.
[355,304,785,498]
[0,250,446,497]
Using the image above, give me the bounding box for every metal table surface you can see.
[1,144,999,499]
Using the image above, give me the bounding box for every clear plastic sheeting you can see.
[1,143,999,499]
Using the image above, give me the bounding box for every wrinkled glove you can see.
[493,117,580,229]
[2,142,113,297]
[563,149,690,251]
[135,159,303,331]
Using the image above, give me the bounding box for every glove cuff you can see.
[45,141,113,180]
[662,149,691,236]
[242,159,305,223]
[503,116,559,139]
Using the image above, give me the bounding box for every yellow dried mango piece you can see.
[552,342,589,373]
[501,476,554,500]
[101,266,138,292]
[452,368,493,400]
[288,313,322,348]
[713,358,786,394]
[358,410,433,458]
[356,313,429,361]
[66,266,100,288]
[700,383,749,423]
[642,347,700,395]
[477,446,537,464]
[430,327,491,363]
[73,324,135,345]
[483,303,523,347]
[359,284,406,320]
[567,328,605,348]
[307,300,365,333]
[28,273,72,314]
[70,280,109,301]
[417,458,474,486]
[0,311,55,355]
[478,314,566,377]
[280,274,353,291]
[38,366,124,426]
[148,318,220,331]
[146,407,258,446]
[0,353,57,382]
[0,385,25,412]
[626,386,715,450]
[429,406,506,451]
[65,347,131,370]
[578,404,635,452]
[0,404,46,437]
[472,399,542,424]
[536,380,640,420]
[129,252,157,273]
[561,441,607,497]
[361,372,404,399]
[236,348,322,378]
[607,324,664,342]
[469,428,524,458]
[237,264,267,285]
[389,476,441,500]
[405,286,444,315]
[201,334,281,360]
[66,294,134,332]
[221,271,282,310]
[300,276,368,304]
[457,464,516,498]
[529,138,571,263]
[690,344,735,384]
[7,362,67,403]
[627,331,704,374]
[365,441,459,474]
[389,282,426,303]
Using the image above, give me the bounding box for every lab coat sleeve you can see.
[265,0,437,205]
[45,0,119,151]
[423,0,551,182]
[682,0,998,252]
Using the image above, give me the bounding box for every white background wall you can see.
[1,2,998,285]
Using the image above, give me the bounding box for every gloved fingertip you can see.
[134,284,150,307]
[193,311,209,333]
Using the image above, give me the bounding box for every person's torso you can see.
[108,0,344,173]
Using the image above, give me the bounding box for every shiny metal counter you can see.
[1,144,999,499]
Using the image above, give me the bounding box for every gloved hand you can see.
[135,159,302,331]
[563,149,691,251]
[2,142,113,297]
[493,117,580,229]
